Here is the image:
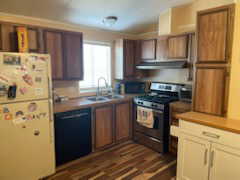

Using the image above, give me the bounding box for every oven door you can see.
[135,105,165,140]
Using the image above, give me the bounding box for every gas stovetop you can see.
[135,94,178,104]
[134,83,182,110]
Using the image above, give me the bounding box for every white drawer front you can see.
[179,120,240,150]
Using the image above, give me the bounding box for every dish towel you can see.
[137,106,154,128]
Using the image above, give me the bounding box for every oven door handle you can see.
[136,105,163,114]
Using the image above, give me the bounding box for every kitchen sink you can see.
[87,96,108,101]
[105,95,124,99]
[87,95,124,102]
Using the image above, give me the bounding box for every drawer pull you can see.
[202,131,220,139]
[149,137,161,143]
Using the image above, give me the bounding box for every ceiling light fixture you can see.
[103,16,118,27]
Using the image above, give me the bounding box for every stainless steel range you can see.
[133,82,182,153]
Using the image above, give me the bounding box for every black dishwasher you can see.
[54,108,92,166]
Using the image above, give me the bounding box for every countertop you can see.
[53,94,140,113]
[176,111,240,134]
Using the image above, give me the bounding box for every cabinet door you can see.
[43,30,64,80]
[63,32,83,80]
[168,35,188,59]
[27,27,41,53]
[177,133,210,180]
[141,39,156,60]
[0,24,2,50]
[209,143,240,180]
[0,23,18,52]
[194,67,226,116]
[95,105,114,149]
[124,39,135,78]
[156,36,168,61]
[115,101,132,142]
[197,5,234,63]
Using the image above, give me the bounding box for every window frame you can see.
[79,41,112,91]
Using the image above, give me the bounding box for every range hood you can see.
[136,60,188,70]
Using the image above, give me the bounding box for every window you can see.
[80,42,111,89]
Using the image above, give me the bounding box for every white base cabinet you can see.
[209,143,240,180]
[174,120,240,180]
[177,134,210,180]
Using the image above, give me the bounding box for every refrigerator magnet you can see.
[0,74,10,85]
[30,55,38,61]
[4,113,13,121]
[3,107,9,113]
[38,56,47,62]
[13,117,26,125]
[35,77,42,83]
[35,88,43,96]
[39,112,47,118]
[26,114,33,121]
[15,111,24,118]
[19,87,28,95]
[3,54,21,66]
[22,74,33,86]
[32,64,36,70]
[28,103,37,112]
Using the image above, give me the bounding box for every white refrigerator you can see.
[0,52,55,180]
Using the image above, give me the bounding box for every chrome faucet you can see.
[97,77,109,97]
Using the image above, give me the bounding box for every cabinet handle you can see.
[149,137,161,143]
[204,148,208,165]
[210,151,215,168]
[202,131,220,139]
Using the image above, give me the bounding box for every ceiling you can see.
[1,0,192,34]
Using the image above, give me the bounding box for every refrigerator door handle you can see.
[49,100,54,143]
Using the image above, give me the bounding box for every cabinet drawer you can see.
[134,131,164,153]
[179,120,240,149]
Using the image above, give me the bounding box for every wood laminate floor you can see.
[46,142,177,180]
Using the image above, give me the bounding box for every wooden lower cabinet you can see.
[115,101,132,142]
[94,105,114,149]
[94,100,132,150]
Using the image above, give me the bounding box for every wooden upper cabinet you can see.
[43,30,64,80]
[115,39,136,80]
[0,24,2,51]
[194,67,226,116]
[95,105,114,149]
[115,102,132,142]
[0,23,18,52]
[0,23,42,53]
[156,36,168,61]
[124,39,135,78]
[168,35,189,59]
[141,39,156,60]
[197,5,234,63]
[27,27,41,53]
[63,32,83,80]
